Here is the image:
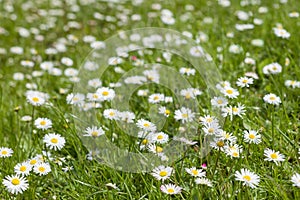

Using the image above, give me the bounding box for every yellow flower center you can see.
[216,141,224,147]
[192,169,198,175]
[165,110,170,115]
[143,123,150,127]
[159,171,167,177]
[242,79,248,83]
[269,96,276,101]
[182,113,188,118]
[50,138,58,144]
[73,97,79,101]
[109,112,115,116]
[217,100,223,104]
[167,188,175,194]
[232,107,238,112]
[102,91,109,96]
[1,150,7,155]
[270,153,278,159]
[157,135,163,140]
[38,166,45,172]
[249,134,255,139]
[142,139,148,145]
[20,166,27,172]
[208,128,214,133]
[30,159,37,165]
[91,131,98,137]
[11,178,20,185]
[93,94,99,99]
[232,152,239,157]
[243,175,251,181]
[156,146,163,153]
[32,97,39,102]
[226,89,233,94]
[153,96,159,100]
[185,94,191,99]
[40,120,46,126]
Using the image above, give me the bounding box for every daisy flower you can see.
[263,93,281,105]
[211,96,228,108]
[221,86,239,99]
[151,165,173,181]
[195,178,213,187]
[0,147,13,158]
[263,63,282,75]
[190,46,204,57]
[202,122,222,135]
[185,167,206,177]
[179,67,195,76]
[273,27,290,39]
[103,109,119,120]
[151,132,169,144]
[33,162,51,176]
[96,87,116,101]
[148,93,165,104]
[160,184,182,195]
[291,173,300,188]
[83,126,105,137]
[174,107,195,123]
[34,118,52,130]
[285,80,300,89]
[43,133,66,151]
[2,174,29,194]
[158,106,171,117]
[243,130,261,144]
[235,168,260,188]
[264,148,285,165]
[14,162,32,176]
[66,93,85,105]
[236,76,254,88]
[26,92,45,106]
[118,111,135,123]
[136,119,156,132]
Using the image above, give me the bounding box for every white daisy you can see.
[160,184,182,195]
[0,147,13,158]
[235,168,260,188]
[243,130,261,144]
[158,106,171,117]
[148,93,165,104]
[34,117,52,130]
[221,86,239,99]
[83,126,105,137]
[43,133,66,151]
[185,167,206,177]
[264,148,285,165]
[96,87,116,101]
[151,166,173,181]
[103,109,119,120]
[263,62,282,75]
[211,96,228,108]
[33,162,51,176]
[136,119,156,132]
[195,178,213,187]
[236,76,254,88]
[2,174,29,194]
[174,107,195,123]
[263,93,281,105]
[179,67,196,76]
[151,132,169,144]
[14,162,32,176]
[291,173,300,188]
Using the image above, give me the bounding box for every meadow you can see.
[0,0,299,199]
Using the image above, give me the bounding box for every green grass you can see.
[0,0,299,199]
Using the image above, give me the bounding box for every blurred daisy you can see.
[185,167,206,177]
[285,80,300,89]
[136,119,156,132]
[263,63,282,75]
[96,87,116,101]
[160,184,182,195]
[14,162,32,176]
[235,168,260,188]
[291,173,300,188]
[66,93,85,105]
[174,107,195,123]
[158,106,171,117]
[103,109,119,120]
[179,67,195,76]
[190,46,204,57]
[211,96,228,108]
[148,93,165,104]
[236,77,254,88]
[43,133,66,151]
[229,44,243,54]
[151,165,173,181]
[0,147,13,158]
[273,27,290,39]
[33,162,51,176]
[289,12,299,18]
[203,122,222,135]
[84,126,105,137]
[195,178,213,187]
[26,92,46,106]
[34,117,52,130]
[243,130,261,144]
[2,174,29,194]
[263,93,281,105]
[264,148,285,165]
